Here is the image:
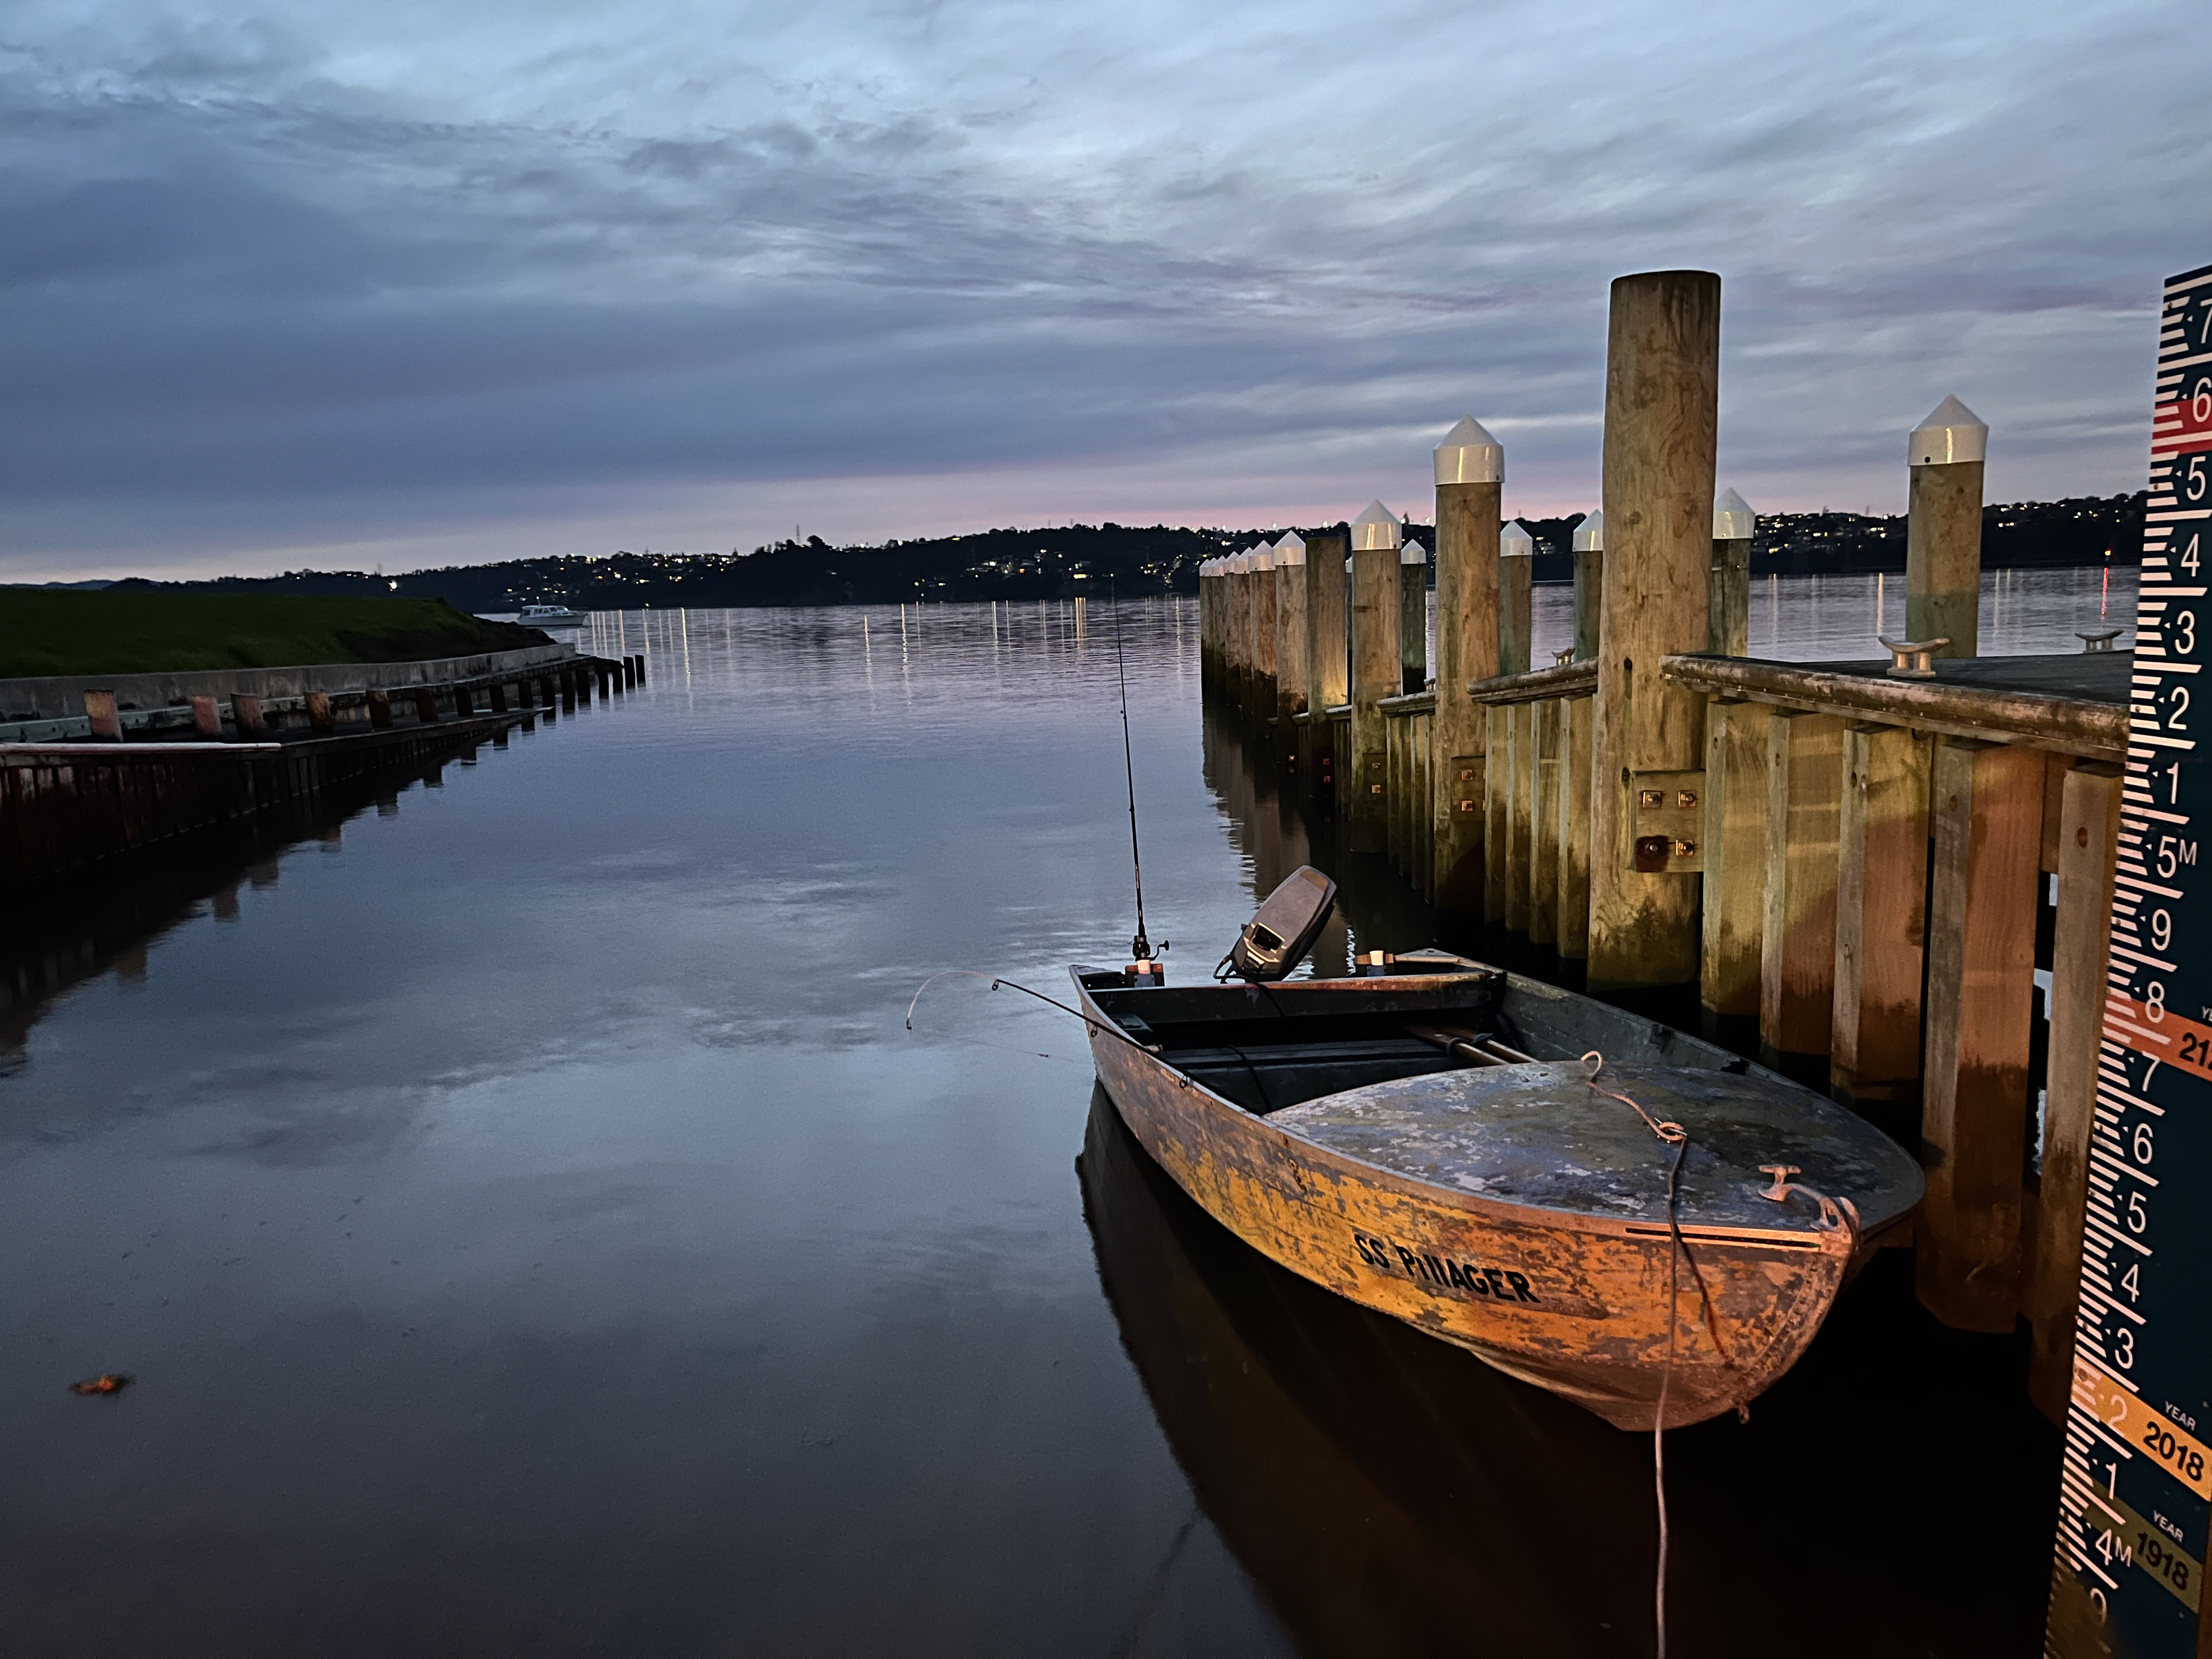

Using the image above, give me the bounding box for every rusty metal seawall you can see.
[0,720,505,887]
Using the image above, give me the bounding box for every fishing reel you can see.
[1126,935,1170,988]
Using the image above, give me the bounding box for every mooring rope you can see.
[1579,1050,1693,1659]
[1579,1050,1865,1659]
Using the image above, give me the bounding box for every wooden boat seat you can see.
[1170,1037,1452,1115]
[1269,1063,1922,1238]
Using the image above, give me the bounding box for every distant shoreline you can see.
[21,492,2143,611]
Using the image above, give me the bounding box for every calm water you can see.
[1525,563,2133,664]
[3,572,2102,1656]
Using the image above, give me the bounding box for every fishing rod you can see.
[1109,578,1162,966]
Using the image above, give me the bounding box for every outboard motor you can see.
[1222,866,1338,982]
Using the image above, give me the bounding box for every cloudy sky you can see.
[0,0,2202,579]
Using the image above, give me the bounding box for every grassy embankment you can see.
[0,592,550,678]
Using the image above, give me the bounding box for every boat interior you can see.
[1076,950,1757,1118]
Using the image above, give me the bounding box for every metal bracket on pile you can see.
[1449,755,1483,817]
[1629,769,1706,874]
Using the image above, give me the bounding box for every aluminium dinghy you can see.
[1073,868,1923,1430]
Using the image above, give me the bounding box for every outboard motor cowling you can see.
[1225,866,1338,982]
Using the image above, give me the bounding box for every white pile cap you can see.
[1909,396,1988,467]
[1432,416,1504,486]
[1572,510,1604,553]
[1274,531,1306,566]
[1400,538,1427,567]
[1350,500,1403,552]
[1713,488,1754,540]
[1500,521,1534,557]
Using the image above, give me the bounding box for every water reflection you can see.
[0,589,2077,1655]
[1,740,492,1066]
[1081,1087,1657,1656]
[0,599,1291,1657]
[1528,564,2136,666]
[1198,700,1445,976]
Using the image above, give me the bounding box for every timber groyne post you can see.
[1431,417,1503,913]
[1347,501,1403,852]
[1494,521,1537,930]
[1304,524,1350,793]
[1571,510,1603,662]
[1588,268,1720,991]
[1251,544,1280,720]
[1199,557,1221,683]
[1709,488,1753,656]
[1274,534,1310,760]
[1498,521,1534,678]
[1399,539,1427,696]
[1228,552,1253,711]
[1905,397,1987,657]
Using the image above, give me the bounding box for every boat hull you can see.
[1078,975,1861,1431]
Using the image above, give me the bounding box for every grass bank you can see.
[0,592,552,678]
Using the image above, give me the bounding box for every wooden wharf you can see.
[0,648,646,887]
[1196,267,2130,1426]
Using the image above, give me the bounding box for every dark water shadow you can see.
[1079,1088,2055,1658]
[1199,704,1595,992]
[1,737,500,1065]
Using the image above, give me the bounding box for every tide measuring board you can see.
[2047,261,2212,1657]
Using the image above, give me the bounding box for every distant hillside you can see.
[105,523,1246,612]
[1515,493,2143,583]
[83,494,2145,612]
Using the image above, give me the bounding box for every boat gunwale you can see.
[1071,968,1869,1253]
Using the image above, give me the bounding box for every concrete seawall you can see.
[0,642,580,722]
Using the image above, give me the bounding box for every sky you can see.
[0,0,2203,580]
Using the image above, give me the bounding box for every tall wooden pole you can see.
[1571,510,1604,662]
[1347,500,1403,853]
[1232,551,1256,710]
[1709,487,1753,656]
[1274,534,1310,747]
[1209,556,1228,687]
[1905,396,1987,657]
[1432,417,1504,912]
[1305,527,1350,714]
[1251,545,1279,717]
[1499,520,1534,676]
[1588,269,1720,991]
[1398,540,1429,694]
[1304,525,1350,797]
[1199,559,1217,682]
